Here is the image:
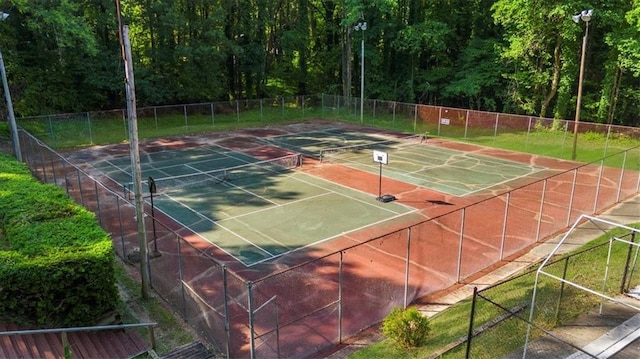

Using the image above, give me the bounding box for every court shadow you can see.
[427,199,454,206]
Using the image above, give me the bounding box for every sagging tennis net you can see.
[319,134,424,163]
[124,153,302,196]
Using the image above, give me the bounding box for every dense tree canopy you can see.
[0,0,638,126]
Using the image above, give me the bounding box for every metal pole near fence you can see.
[222,266,231,359]
[248,281,256,359]
[404,228,411,309]
[457,209,466,282]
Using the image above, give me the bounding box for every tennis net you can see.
[124,153,303,196]
[319,134,424,163]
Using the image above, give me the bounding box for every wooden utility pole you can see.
[116,0,151,299]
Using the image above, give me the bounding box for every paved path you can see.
[322,194,640,359]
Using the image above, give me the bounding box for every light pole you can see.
[0,12,21,162]
[354,20,366,124]
[571,9,593,161]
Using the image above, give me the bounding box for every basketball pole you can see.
[378,161,383,199]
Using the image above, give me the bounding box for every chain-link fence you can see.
[321,94,640,161]
[457,226,640,359]
[13,96,640,358]
[16,96,321,148]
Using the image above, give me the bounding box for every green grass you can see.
[349,225,640,358]
[114,262,210,356]
[17,105,640,169]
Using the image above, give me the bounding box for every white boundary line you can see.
[150,170,416,266]
[328,143,548,197]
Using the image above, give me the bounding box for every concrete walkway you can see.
[324,194,640,359]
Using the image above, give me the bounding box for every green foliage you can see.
[382,307,431,348]
[0,0,638,126]
[0,153,118,327]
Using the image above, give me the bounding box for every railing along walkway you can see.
[0,322,156,359]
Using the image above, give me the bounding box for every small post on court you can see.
[148,176,161,258]
[373,149,396,203]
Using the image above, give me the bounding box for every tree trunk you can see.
[539,34,561,118]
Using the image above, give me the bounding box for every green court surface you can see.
[324,144,547,196]
[267,129,547,196]
[158,171,413,265]
[92,145,267,192]
[92,145,415,266]
[261,128,401,156]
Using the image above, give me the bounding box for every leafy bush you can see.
[382,306,431,348]
[0,153,118,327]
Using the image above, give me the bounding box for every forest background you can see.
[0,0,639,126]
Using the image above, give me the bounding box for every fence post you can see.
[604,124,611,158]
[593,160,605,213]
[338,251,344,343]
[183,104,188,131]
[222,266,231,359]
[153,107,158,130]
[404,228,411,308]
[392,101,396,126]
[210,102,219,129]
[413,105,418,133]
[493,112,498,142]
[464,110,469,138]
[248,281,256,359]
[566,169,578,227]
[617,151,628,203]
[621,232,637,294]
[465,287,478,359]
[535,179,548,242]
[39,146,48,183]
[561,121,569,158]
[236,100,240,124]
[49,152,58,186]
[76,168,84,206]
[94,181,102,226]
[500,192,510,260]
[62,159,70,196]
[177,234,187,318]
[48,115,54,144]
[373,99,377,122]
[437,107,442,136]
[87,112,93,145]
[554,256,570,323]
[116,196,126,257]
[457,208,466,282]
[525,116,532,151]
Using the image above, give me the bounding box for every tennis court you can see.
[91,145,415,266]
[265,129,548,196]
[261,127,402,156]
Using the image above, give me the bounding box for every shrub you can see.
[0,153,118,327]
[382,306,430,348]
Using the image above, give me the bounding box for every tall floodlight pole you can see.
[355,20,367,124]
[571,9,593,161]
[0,12,21,162]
